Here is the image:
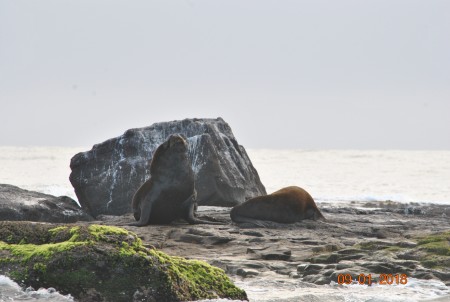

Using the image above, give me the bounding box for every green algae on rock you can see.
[303,232,450,286]
[0,221,247,302]
[415,231,450,269]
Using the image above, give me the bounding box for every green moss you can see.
[44,267,97,289]
[384,246,404,252]
[33,262,47,274]
[420,256,439,268]
[150,250,247,300]
[413,231,450,269]
[355,241,394,250]
[416,232,450,255]
[88,225,129,240]
[0,240,86,262]
[349,232,450,270]
[48,226,68,236]
[308,253,339,264]
[417,231,450,245]
[119,242,135,257]
[419,241,450,256]
[9,270,27,282]
[0,222,247,301]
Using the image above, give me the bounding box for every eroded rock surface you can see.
[113,201,450,288]
[70,118,266,217]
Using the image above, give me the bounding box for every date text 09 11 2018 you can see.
[337,273,408,286]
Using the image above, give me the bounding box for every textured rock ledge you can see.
[112,201,450,289]
[70,118,266,217]
[0,184,92,223]
[0,221,247,302]
[1,201,448,300]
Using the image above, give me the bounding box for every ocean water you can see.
[1,147,450,205]
[1,147,449,301]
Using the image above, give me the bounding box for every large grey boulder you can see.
[0,184,93,223]
[69,118,266,217]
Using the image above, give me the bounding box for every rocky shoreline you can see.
[1,198,449,301]
[98,200,449,290]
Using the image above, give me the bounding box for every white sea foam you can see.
[195,277,450,302]
[0,275,74,301]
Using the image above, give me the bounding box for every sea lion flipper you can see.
[313,210,326,221]
[131,178,155,222]
[181,193,223,225]
[230,213,272,228]
[185,197,199,225]
[130,187,162,226]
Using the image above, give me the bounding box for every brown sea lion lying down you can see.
[230,186,325,226]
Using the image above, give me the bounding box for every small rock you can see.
[335,263,353,270]
[275,269,292,276]
[301,240,322,245]
[402,207,423,215]
[241,230,264,237]
[236,268,259,277]
[297,264,325,276]
[397,241,418,248]
[323,269,334,277]
[312,244,341,253]
[261,250,292,261]
[339,253,366,261]
[309,253,340,264]
[297,264,308,273]
[432,270,450,282]
[244,262,267,269]
[360,261,406,274]
[302,275,331,285]
[248,237,266,243]
[337,248,361,255]
[412,270,435,280]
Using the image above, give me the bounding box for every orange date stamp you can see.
[337,273,408,286]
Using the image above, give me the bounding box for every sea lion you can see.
[130,134,220,226]
[230,186,325,226]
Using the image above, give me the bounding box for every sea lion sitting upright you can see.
[130,134,220,226]
[230,186,325,226]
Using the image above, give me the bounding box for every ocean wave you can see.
[0,275,74,301]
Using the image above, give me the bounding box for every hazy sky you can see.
[1,0,449,149]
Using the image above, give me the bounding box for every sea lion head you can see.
[156,134,188,153]
[150,134,189,174]
[167,134,188,152]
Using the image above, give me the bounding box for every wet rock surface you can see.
[100,201,450,288]
[0,184,93,223]
[69,118,266,217]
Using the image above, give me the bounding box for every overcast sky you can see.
[1,0,449,149]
